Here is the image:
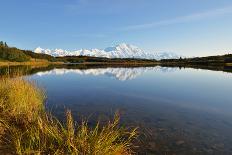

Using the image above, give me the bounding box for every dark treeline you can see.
[159,54,232,73]
[161,54,232,65]
[56,56,157,63]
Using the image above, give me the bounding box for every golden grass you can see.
[0,78,45,122]
[0,59,63,67]
[225,63,232,66]
[0,78,137,155]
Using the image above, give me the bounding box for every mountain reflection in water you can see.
[35,67,178,81]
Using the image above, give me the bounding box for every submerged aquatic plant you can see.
[0,78,137,155]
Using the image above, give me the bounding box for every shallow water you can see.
[2,65,232,154]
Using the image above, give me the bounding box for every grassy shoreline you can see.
[0,60,64,67]
[0,78,137,154]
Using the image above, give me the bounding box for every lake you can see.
[1,65,232,154]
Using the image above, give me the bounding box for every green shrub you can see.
[0,46,30,62]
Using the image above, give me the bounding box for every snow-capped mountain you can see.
[34,43,180,60]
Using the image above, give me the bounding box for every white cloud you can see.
[122,6,232,31]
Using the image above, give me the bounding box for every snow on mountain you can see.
[34,43,180,60]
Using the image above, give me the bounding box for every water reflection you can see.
[35,67,178,81]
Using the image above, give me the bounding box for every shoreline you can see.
[0,61,64,67]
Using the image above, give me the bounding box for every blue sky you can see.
[1,0,232,56]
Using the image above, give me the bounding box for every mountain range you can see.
[34,43,180,60]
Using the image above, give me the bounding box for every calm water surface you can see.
[5,66,232,154]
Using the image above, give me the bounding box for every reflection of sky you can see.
[29,67,232,118]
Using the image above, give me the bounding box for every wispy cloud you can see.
[122,6,232,31]
[71,33,107,39]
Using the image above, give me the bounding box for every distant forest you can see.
[161,54,232,64]
[0,41,30,62]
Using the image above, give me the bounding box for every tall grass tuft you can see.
[0,78,137,154]
[0,78,45,123]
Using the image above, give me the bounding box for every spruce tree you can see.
[4,42,8,47]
